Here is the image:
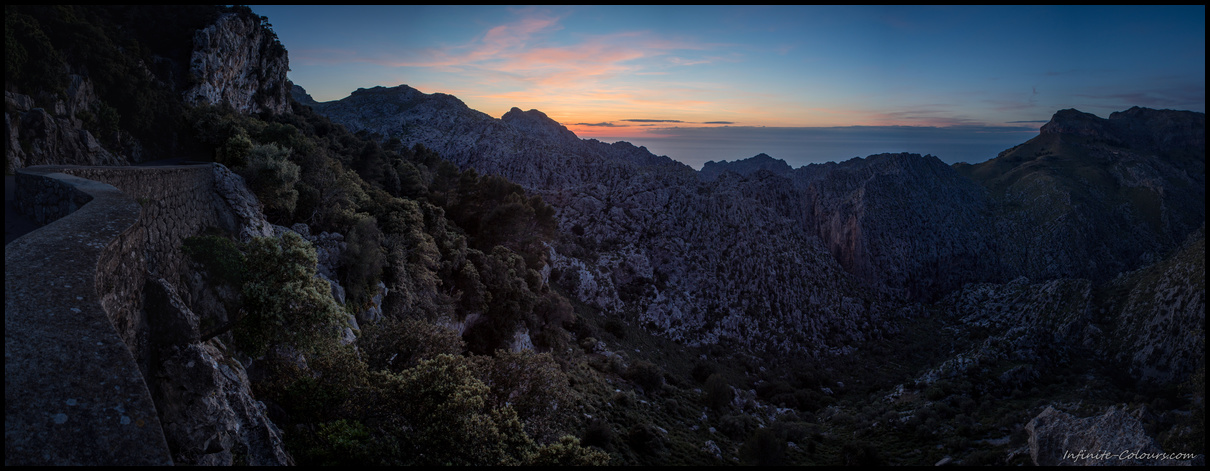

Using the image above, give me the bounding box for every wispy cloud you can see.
[373,13,718,94]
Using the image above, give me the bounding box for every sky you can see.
[251,5,1205,169]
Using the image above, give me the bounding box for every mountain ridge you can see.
[296,82,1205,356]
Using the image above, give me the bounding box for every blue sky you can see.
[252,5,1205,168]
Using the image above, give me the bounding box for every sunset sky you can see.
[251,5,1205,168]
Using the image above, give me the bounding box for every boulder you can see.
[1025,405,1189,466]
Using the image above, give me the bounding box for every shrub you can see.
[475,350,576,444]
[626,360,665,394]
[527,436,610,466]
[691,361,718,384]
[368,354,535,465]
[603,317,627,339]
[239,142,300,221]
[181,234,245,287]
[627,423,667,456]
[741,428,787,466]
[719,413,757,440]
[704,374,734,411]
[357,317,463,373]
[236,232,345,356]
[341,214,385,307]
[837,440,884,466]
[583,418,615,452]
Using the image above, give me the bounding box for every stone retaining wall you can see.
[5,164,237,465]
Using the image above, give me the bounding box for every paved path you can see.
[6,158,197,246]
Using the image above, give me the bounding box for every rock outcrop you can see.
[146,277,292,465]
[185,11,291,115]
[1105,225,1205,386]
[5,76,129,171]
[1026,405,1189,466]
[154,341,292,466]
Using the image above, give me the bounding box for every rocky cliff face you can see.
[185,12,291,115]
[1025,405,1183,466]
[5,7,292,173]
[1104,226,1205,386]
[6,76,130,171]
[792,153,999,300]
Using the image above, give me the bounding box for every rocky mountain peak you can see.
[185,11,291,114]
[1038,107,1205,152]
[1108,106,1206,151]
[502,107,580,143]
[699,152,793,181]
[1038,108,1113,140]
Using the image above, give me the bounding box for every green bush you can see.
[368,354,535,466]
[583,418,616,452]
[358,317,463,373]
[181,234,245,287]
[236,232,345,356]
[837,440,884,466]
[238,142,300,221]
[474,350,576,443]
[691,361,718,384]
[718,413,757,440]
[341,214,385,307]
[527,435,610,466]
[627,423,668,456]
[626,360,665,394]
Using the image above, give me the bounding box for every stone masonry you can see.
[5,164,261,465]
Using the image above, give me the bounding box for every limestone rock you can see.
[211,163,273,242]
[5,77,128,171]
[1025,405,1186,466]
[185,12,290,115]
[1107,226,1206,386]
[145,277,202,348]
[699,153,793,182]
[153,342,292,465]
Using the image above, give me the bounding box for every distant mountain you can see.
[956,106,1205,283]
[297,84,1206,356]
[298,84,896,354]
[699,153,793,181]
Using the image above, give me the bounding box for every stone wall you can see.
[5,164,253,465]
[6,169,170,465]
[15,166,225,377]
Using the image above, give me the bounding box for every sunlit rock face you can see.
[185,12,291,115]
